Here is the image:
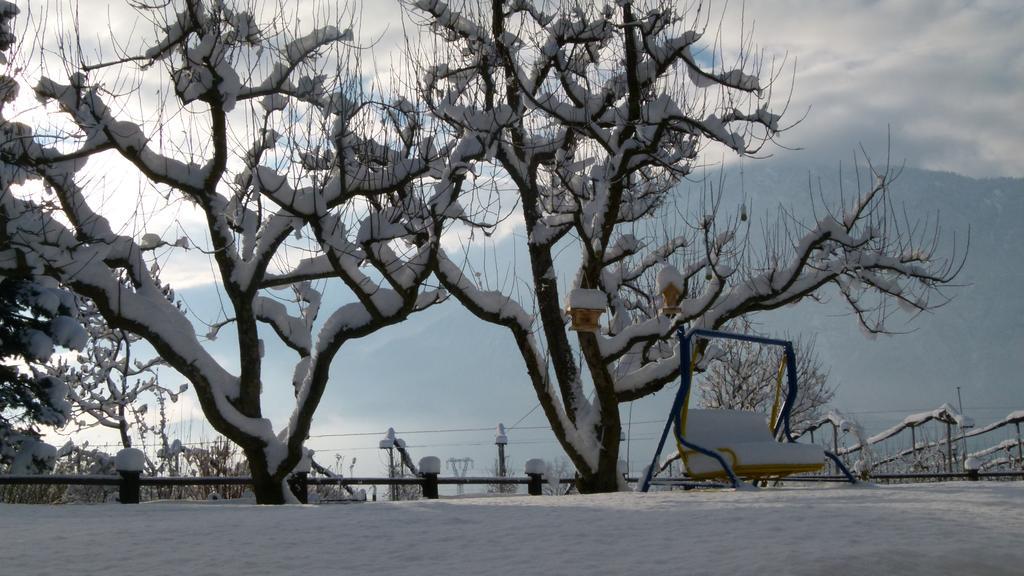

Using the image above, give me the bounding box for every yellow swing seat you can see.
[677,409,826,481]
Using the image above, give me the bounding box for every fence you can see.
[4,468,1023,504]
[0,471,569,504]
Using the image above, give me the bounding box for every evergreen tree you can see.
[0,0,65,473]
[0,277,80,472]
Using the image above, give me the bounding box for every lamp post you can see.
[495,423,508,479]
[380,427,397,501]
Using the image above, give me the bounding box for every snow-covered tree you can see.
[411,0,959,492]
[0,277,84,473]
[0,0,464,502]
[0,1,85,475]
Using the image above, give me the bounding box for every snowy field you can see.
[3,482,1022,576]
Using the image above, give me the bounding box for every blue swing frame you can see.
[639,328,856,492]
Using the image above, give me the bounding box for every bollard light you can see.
[115,447,146,473]
[115,448,146,504]
[525,459,546,496]
[419,456,441,475]
[419,456,441,499]
[964,456,981,481]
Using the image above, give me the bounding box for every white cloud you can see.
[715,0,1024,177]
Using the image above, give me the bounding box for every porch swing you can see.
[640,328,856,491]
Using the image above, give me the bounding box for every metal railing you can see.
[644,471,1024,484]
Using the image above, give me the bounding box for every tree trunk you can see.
[243,445,290,504]
[249,465,288,504]
[575,464,622,494]
[571,428,622,494]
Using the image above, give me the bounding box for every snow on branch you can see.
[33,77,210,194]
[434,252,533,331]
[254,296,312,356]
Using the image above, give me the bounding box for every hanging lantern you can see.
[655,264,685,316]
[565,288,606,333]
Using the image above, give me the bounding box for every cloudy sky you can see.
[356,0,1023,179]
[718,0,1023,178]
[31,0,1024,475]
[51,0,1024,179]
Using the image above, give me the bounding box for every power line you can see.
[507,402,542,430]
[309,422,557,434]
[311,435,663,453]
[64,406,1022,453]
[70,420,670,451]
[307,419,667,439]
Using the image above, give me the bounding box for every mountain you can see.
[221,164,1022,471]
[720,163,1024,432]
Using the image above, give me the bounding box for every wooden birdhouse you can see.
[656,264,685,316]
[566,288,606,333]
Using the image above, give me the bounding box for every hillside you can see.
[723,163,1024,428]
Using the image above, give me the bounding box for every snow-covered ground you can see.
[3,482,1022,575]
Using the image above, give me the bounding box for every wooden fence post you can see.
[115,448,146,504]
[419,456,441,499]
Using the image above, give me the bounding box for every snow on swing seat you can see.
[679,409,826,480]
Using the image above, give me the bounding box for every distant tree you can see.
[487,457,518,495]
[411,0,961,492]
[52,291,188,450]
[699,326,833,432]
[541,458,575,496]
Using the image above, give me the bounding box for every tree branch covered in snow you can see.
[0,0,459,502]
